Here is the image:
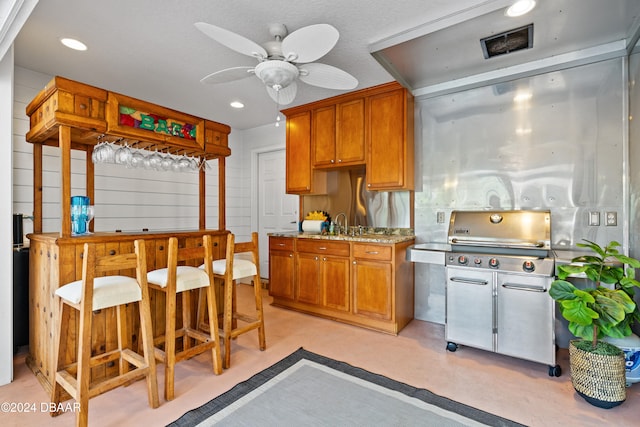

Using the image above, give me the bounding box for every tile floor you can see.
[1,284,638,426]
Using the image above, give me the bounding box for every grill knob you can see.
[457,255,468,265]
[474,257,482,266]
[523,260,536,272]
[489,258,499,269]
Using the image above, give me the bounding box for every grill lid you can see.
[448,210,551,256]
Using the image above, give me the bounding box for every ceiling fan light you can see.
[254,60,299,89]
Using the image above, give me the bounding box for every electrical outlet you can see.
[588,211,600,226]
[606,211,617,226]
[437,212,445,224]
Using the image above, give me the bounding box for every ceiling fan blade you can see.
[299,63,358,90]
[194,22,267,59]
[281,24,339,63]
[200,67,255,84]
[266,82,297,105]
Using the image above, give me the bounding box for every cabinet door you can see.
[312,105,336,167]
[367,89,411,190]
[445,267,493,351]
[322,255,350,311]
[352,259,392,320]
[286,111,313,193]
[497,273,555,365]
[336,98,365,165]
[269,250,295,300]
[296,252,321,305]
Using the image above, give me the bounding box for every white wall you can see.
[1,45,15,386]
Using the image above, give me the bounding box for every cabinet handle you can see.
[109,250,116,255]
[289,254,293,257]
[159,245,164,251]
[323,257,327,261]
[79,103,87,110]
[338,159,342,163]
[330,159,335,163]
[318,247,327,250]
[278,243,285,246]
[213,242,218,246]
[353,261,357,265]
[314,256,319,261]
[366,251,379,255]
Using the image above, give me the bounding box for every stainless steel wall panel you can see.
[414,57,627,323]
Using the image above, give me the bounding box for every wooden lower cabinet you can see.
[268,237,295,300]
[27,230,226,395]
[322,256,350,311]
[269,236,414,334]
[352,259,392,320]
[295,239,350,311]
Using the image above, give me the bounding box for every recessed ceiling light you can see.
[505,0,536,17]
[230,101,245,109]
[60,38,87,51]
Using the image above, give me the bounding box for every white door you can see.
[258,149,299,277]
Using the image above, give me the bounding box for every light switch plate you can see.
[606,211,617,226]
[437,212,445,223]
[589,211,600,226]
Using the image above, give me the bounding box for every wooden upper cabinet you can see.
[283,82,411,193]
[312,99,365,168]
[367,88,414,191]
[336,98,365,166]
[286,110,326,194]
[286,111,312,193]
[312,105,336,167]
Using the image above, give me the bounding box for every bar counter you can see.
[27,229,228,395]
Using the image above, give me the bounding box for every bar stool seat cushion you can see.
[205,256,257,280]
[147,266,210,292]
[55,276,142,311]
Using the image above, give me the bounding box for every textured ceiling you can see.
[13,0,640,130]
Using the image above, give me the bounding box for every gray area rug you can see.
[168,348,525,427]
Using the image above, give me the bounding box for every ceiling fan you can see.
[194,22,358,105]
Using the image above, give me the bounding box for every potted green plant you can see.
[550,239,640,409]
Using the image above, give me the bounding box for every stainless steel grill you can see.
[443,210,561,377]
[447,209,551,255]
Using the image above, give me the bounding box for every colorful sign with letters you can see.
[119,105,197,140]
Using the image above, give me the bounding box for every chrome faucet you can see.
[334,212,347,235]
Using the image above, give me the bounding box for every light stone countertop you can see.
[268,231,415,244]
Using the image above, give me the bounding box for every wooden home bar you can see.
[24,76,232,394]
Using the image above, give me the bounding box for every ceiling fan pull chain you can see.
[275,88,282,127]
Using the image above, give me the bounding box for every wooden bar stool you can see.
[206,232,266,368]
[146,235,222,401]
[50,240,159,427]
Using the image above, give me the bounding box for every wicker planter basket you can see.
[569,340,626,409]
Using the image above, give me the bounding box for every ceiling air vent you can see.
[481,24,533,59]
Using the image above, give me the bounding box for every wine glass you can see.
[160,153,175,171]
[177,154,191,172]
[146,149,164,171]
[130,149,146,169]
[114,142,132,166]
[85,205,95,233]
